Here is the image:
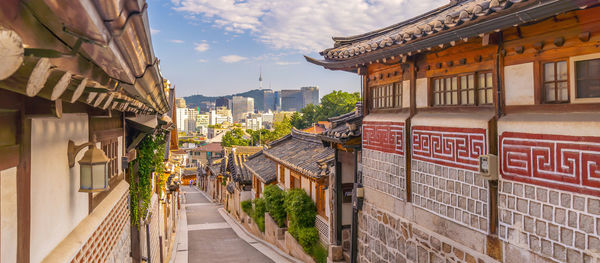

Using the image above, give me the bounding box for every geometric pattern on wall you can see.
[71,190,130,262]
[363,121,404,155]
[412,126,487,171]
[500,132,600,195]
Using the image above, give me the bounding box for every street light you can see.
[68,136,110,192]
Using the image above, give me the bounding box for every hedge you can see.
[264,185,287,227]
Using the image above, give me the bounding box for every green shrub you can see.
[285,189,316,228]
[264,185,287,227]
[297,227,319,251]
[241,200,253,216]
[253,198,266,218]
[252,198,266,232]
[310,243,328,263]
[255,215,265,232]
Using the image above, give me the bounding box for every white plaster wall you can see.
[402,80,411,108]
[1,167,17,263]
[504,62,535,105]
[30,113,89,263]
[498,112,600,136]
[416,78,429,108]
[411,110,494,129]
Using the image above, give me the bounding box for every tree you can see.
[221,128,251,147]
[289,90,360,130]
[248,117,292,145]
[319,90,360,119]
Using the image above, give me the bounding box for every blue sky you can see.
[146,0,446,98]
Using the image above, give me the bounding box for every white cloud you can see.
[171,0,447,52]
[220,55,248,63]
[197,59,208,63]
[275,61,300,66]
[170,39,185,43]
[194,42,210,52]
[151,28,160,35]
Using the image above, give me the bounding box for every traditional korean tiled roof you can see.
[320,102,363,143]
[244,151,277,184]
[305,0,590,70]
[223,146,262,185]
[227,182,235,193]
[208,158,223,177]
[264,129,334,179]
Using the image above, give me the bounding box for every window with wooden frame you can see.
[290,173,300,189]
[432,72,493,106]
[574,58,600,99]
[543,60,569,103]
[316,183,326,218]
[101,138,119,178]
[371,81,402,109]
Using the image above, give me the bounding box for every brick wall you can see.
[357,202,496,263]
[411,159,490,234]
[498,180,600,262]
[362,149,406,201]
[71,188,130,263]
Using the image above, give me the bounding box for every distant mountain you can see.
[184,89,267,111]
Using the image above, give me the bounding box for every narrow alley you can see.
[172,186,295,263]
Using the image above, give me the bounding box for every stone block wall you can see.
[411,159,490,233]
[362,149,406,200]
[357,202,496,263]
[498,180,600,262]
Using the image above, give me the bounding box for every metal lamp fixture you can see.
[68,136,110,192]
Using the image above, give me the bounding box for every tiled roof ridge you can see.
[329,1,458,46]
[263,150,319,178]
[247,150,264,160]
[317,0,537,61]
[267,133,292,147]
[291,128,322,144]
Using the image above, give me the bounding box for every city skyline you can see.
[146,0,447,97]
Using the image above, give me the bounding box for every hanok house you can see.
[206,157,224,202]
[263,129,335,246]
[318,102,363,262]
[244,150,277,198]
[307,0,600,262]
[0,0,170,262]
[223,146,262,219]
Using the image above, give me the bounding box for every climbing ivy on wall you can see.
[130,131,167,227]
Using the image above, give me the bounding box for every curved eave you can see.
[330,1,457,46]
[311,0,593,70]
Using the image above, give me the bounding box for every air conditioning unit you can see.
[478,154,498,180]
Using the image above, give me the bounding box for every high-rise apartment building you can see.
[232,96,254,122]
[301,86,319,106]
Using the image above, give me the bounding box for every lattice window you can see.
[433,72,493,106]
[543,60,569,103]
[575,58,600,99]
[371,81,402,109]
[316,183,326,218]
[101,138,119,178]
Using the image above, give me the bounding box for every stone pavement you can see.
[170,186,293,263]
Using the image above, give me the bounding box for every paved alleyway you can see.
[172,186,291,263]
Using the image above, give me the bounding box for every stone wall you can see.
[411,159,490,234]
[498,180,600,262]
[362,149,406,201]
[357,202,497,263]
